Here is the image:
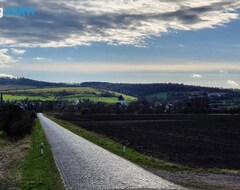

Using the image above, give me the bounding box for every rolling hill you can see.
[3,87,136,103]
[0,75,71,90]
[0,75,136,103]
[80,82,234,98]
[1,74,239,104]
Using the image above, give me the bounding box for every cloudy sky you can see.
[0,0,240,88]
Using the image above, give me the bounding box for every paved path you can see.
[38,113,187,190]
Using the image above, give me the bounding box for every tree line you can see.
[81,82,234,97]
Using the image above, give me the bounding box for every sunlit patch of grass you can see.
[4,87,137,103]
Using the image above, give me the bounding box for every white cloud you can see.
[191,73,202,78]
[178,44,185,48]
[11,48,26,55]
[0,49,15,64]
[219,69,228,74]
[0,73,18,79]
[34,57,48,61]
[227,80,239,88]
[0,0,239,47]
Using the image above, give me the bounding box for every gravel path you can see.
[38,113,187,190]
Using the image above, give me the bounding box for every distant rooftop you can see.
[118,95,124,101]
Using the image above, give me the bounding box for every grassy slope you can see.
[3,87,137,103]
[3,94,54,101]
[14,87,99,93]
[21,119,65,190]
[62,96,120,103]
[47,115,192,172]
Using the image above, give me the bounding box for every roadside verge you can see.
[21,119,65,190]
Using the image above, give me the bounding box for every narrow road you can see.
[38,113,186,190]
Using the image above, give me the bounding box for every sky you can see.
[0,0,240,88]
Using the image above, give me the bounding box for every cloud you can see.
[227,80,239,88]
[11,48,26,55]
[191,73,202,78]
[0,49,15,64]
[0,73,17,79]
[219,69,228,74]
[0,0,239,47]
[34,57,51,61]
[34,57,46,61]
[178,44,185,47]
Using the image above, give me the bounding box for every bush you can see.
[0,131,6,139]
[8,118,33,139]
[0,104,34,139]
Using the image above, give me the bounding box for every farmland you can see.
[54,113,240,170]
[2,87,137,103]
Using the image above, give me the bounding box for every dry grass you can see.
[0,137,31,189]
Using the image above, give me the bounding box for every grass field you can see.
[3,94,54,101]
[21,119,64,190]
[12,87,99,93]
[3,87,137,103]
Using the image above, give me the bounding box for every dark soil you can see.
[54,113,240,170]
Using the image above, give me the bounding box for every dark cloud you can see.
[0,0,239,47]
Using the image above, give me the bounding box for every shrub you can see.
[0,104,34,139]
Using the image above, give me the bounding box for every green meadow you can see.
[2,87,137,103]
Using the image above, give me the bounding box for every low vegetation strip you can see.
[21,119,65,190]
[46,114,192,172]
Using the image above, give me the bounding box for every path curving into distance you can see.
[38,113,187,190]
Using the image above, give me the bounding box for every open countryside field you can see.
[2,87,137,103]
[54,113,240,170]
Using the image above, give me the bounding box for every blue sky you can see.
[0,0,240,88]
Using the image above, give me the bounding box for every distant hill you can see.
[80,82,233,98]
[0,76,71,90]
[0,74,235,98]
